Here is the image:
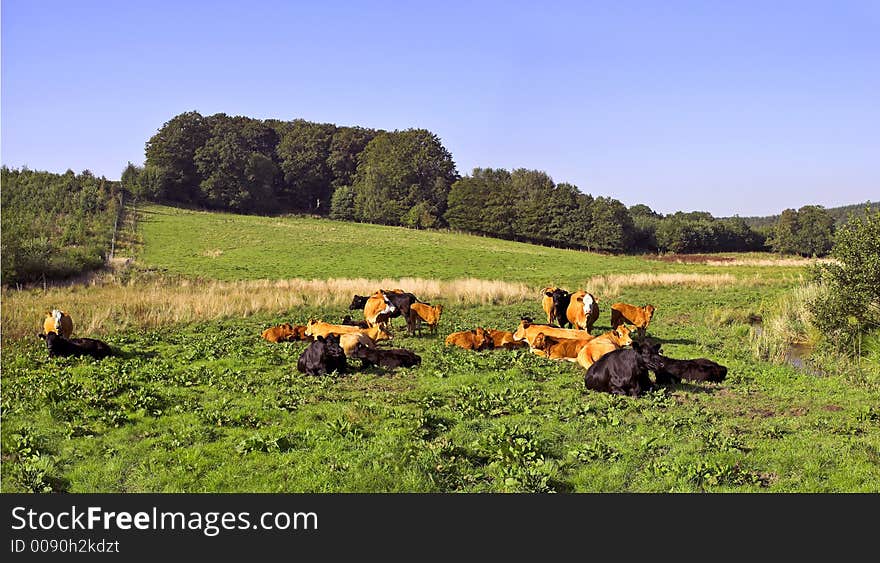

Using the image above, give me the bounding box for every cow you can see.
[341,315,370,329]
[541,287,569,325]
[380,289,421,335]
[296,334,347,376]
[362,291,398,330]
[350,342,422,370]
[43,309,73,338]
[584,341,664,397]
[348,295,371,311]
[610,302,656,337]
[304,320,391,343]
[339,332,378,357]
[261,323,312,343]
[565,290,600,332]
[512,318,593,347]
[654,356,728,384]
[39,332,112,360]
[484,328,526,350]
[529,332,596,361]
[409,303,443,335]
[575,325,634,370]
[444,327,494,351]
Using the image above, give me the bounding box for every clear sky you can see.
[2,0,878,216]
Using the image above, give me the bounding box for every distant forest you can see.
[3,111,869,285]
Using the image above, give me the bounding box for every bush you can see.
[809,208,880,352]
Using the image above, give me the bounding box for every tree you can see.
[587,197,634,253]
[327,126,379,190]
[329,185,357,221]
[275,120,335,212]
[194,115,280,212]
[810,208,880,350]
[120,162,143,197]
[352,129,457,226]
[795,205,834,257]
[144,111,211,203]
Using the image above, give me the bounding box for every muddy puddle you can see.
[751,324,826,376]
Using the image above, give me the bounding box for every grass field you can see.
[2,204,878,493]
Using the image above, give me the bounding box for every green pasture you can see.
[137,205,799,285]
[3,205,878,493]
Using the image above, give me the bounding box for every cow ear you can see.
[37,333,46,340]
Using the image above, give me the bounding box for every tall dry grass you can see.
[706,257,838,267]
[1,277,532,342]
[585,273,742,299]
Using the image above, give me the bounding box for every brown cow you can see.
[566,290,600,333]
[576,325,634,370]
[261,323,312,343]
[444,327,494,351]
[339,332,379,357]
[541,287,560,324]
[363,291,397,329]
[610,302,656,337]
[305,320,392,343]
[43,309,73,339]
[512,319,592,347]
[485,328,527,350]
[530,332,595,361]
[410,303,444,334]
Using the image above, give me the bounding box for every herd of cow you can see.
[37,286,727,398]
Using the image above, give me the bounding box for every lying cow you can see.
[584,341,664,397]
[305,319,391,343]
[575,325,634,370]
[530,332,596,361]
[296,334,347,376]
[350,342,421,370]
[39,332,112,360]
[409,303,443,335]
[654,356,728,384]
[512,318,592,347]
[43,309,73,338]
[261,323,312,343]
[444,327,494,351]
[485,328,526,350]
[610,302,656,337]
[339,332,378,357]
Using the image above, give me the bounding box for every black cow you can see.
[584,341,663,397]
[341,314,370,329]
[348,295,370,311]
[548,288,573,328]
[654,356,728,384]
[296,334,347,376]
[39,332,113,360]
[350,342,421,370]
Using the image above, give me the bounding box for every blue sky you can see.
[2,0,877,216]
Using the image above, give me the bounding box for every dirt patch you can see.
[788,407,808,417]
[823,405,844,412]
[749,408,776,419]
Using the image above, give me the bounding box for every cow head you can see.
[349,295,370,310]
[643,305,656,322]
[613,325,634,347]
[632,340,664,372]
[513,319,532,341]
